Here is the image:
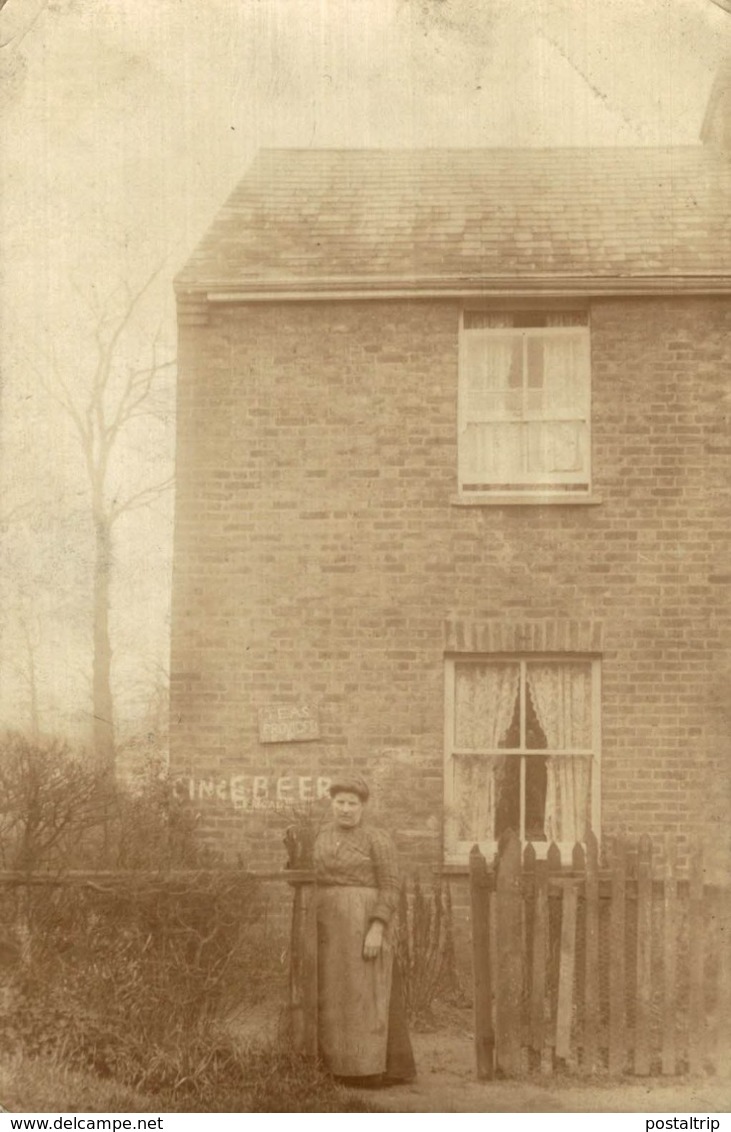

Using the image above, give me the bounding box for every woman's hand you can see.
[363,920,385,960]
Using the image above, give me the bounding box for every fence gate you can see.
[469,830,730,1079]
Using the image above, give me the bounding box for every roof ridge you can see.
[254,144,711,155]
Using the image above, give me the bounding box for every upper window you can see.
[444,655,600,862]
[458,309,591,497]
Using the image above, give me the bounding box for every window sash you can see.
[444,656,601,859]
[458,321,591,492]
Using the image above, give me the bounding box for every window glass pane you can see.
[514,311,547,328]
[454,662,520,749]
[526,422,585,474]
[463,312,515,329]
[521,336,588,418]
[466,392,522,420]
[453,754,504,841]
[494,756,520,841]
[545,311,587,326]
[525,688,547,750]
[525,755,548,842]
[541,335,587,414]
[525,662,592,750]
[526,337,544,388]
[543,755,592,843]
[462,335,522,403]
[461,422,524,483]
[464,310,587,329]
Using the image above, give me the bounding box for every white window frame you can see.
[457,310,592,498]
[444,654,601,864]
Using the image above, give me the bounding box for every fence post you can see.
[688,843,705,1075]
[529,847,548,1067]
[496,829,522,1077]
[555,847,581,1063]
[661,834,678,1076]
[527,846,543,1064]
[583,829,600,1073]
[609,837,627,1075]
[635,834,653,1075]
[716,886,731,1077]
[545,841,562,1074]
[470,844,494,1079]
[289,877,318,1057]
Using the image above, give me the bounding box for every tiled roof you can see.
[176,147,731,294]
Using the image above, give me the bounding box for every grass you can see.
[0,1054,158,1114]
[0,1048,387,1114]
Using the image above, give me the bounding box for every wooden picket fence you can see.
[469,831,731,1079]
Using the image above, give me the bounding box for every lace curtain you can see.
[462,329,586,483]
[528,334,585,476]
[541,756,591,844]
[454,756,503,842]
[461,335,521,482]
[454,664,519,842]
[526,663,592,843]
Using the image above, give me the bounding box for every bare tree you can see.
[0,732,106,873]
[35,269,175,774]
[11,612,41,736]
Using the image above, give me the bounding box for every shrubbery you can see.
[0,733,405,1109]
[395,877,466,1026]
[0,733,369,1111]
[1,871,269,1087]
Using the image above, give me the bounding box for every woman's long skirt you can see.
[316,885,415,1080]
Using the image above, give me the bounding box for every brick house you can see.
[170,90,731,889]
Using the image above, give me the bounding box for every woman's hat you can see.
[328,775,370,802]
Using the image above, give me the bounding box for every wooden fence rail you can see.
[469,831,730,1080]
[0,868,318,1057]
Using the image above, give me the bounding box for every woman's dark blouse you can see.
[314,822,400,925]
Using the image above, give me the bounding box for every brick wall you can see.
[170,296,730,884]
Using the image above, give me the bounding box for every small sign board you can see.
[258,703,320,744]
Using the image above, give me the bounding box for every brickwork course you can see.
[170,125,731,889]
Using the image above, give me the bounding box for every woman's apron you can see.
[316,885,392,1078]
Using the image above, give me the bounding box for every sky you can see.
[0,0,729,742]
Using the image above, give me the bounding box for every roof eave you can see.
[174,274,731,301]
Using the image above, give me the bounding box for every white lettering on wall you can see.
[258,703,320,743]
[177,774,332,811]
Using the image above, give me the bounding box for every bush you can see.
[0,734,107,873]
[395,877,463,1025]
[0,734,383,1112]
[0,734,285,1095]
[0,733,203,875]
[0,869,271,1086]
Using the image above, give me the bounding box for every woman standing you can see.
[313,775,416,1085]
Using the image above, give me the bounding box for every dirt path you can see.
[364,1031,731,1113]
[231,1001,729,1113]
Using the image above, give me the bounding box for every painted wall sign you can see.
[176,773,331,811]
[258,703,320,743]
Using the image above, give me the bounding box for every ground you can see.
[3,1006,729,1114]
[365,1022,731,1113]
[238,1001,731,1114]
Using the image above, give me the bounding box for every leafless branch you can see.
[109,476,175,524]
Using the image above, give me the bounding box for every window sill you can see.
[442,842,585,869]
[450,493,602,507]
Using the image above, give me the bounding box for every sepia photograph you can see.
[0,0,730,1117]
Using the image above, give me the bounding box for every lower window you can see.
[444,656,600,860]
